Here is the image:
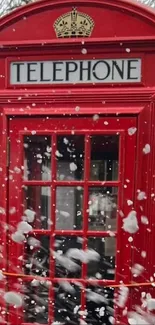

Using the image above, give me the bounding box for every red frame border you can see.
[6,53,145,89]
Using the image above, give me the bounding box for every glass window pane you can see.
[54,283,81,324]
[24,235,49,277]
[87,237,116,280]
[88,187,117,231]
[90,135,119,181]
[24,135,51,181]
[55,236,82,278]
[23,281,49,324]
[24,186,51,229]
[56,187,83,230]
[86,286,114,325]
[56,135,84,180]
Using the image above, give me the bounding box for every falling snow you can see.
[116,286,129,308]
[122,210,139,234]
[147,298,155,311]
[24,209,35,223]
[128,127,137,136]
[11,231,25,243]
[69,162,77,171]
[143,144,151,154]
[17,221,32,233]
[131,263,144,277]
[4,292,23,307]
[137,191,147,201]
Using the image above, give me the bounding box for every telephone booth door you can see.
[8,116,136,325]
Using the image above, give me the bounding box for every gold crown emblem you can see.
[54,7,94,38]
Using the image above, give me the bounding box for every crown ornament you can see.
[54,7,94,38]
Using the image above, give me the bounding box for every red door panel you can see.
[7,117,137,325]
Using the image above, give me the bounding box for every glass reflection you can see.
[90,135,119,181]
[88,187,117,231]
[56,187,83,230]
[24,235,49,277]
[56,135,84,180]
[24,135,51,181]
[24,281,49,324]
[86,286,114,325]
[54,283,81,324]
[24,186,51,229]
[87,237,116,280]
[55,236,82,278]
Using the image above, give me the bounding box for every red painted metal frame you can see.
[7,116,137,324]
[0,0,154,323]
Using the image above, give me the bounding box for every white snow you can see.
[128,312,151,325]
[24,209,35,223]
[141,251,147,258]
[69,162,77,171]
[131,263,144,277]
[53,251,80,272]
[86,249,100,262]
[137,191,146,201]
[31,279,39,287]
[59,211,70,218]
[46,145,52,153]
[127,200,133,206]
[27,237,40,247]
[80,321,87,325]
[55,150,63,157]
[31,130,36,135]
[122,210,139,234]
[128,318,138,325]
[81,48,87,54]
[11,231,25,244]
[116,286,129,308]
[87,290,108,304]
[147,298,155,311]
[4,291,23,307]
[93,114,99,121]
[128,127,137,136]
[63,138,69,145]
[59,281,75,293]
[143,144,151,154]
[141,216,149,225]
[74,305,80,314]
[66,248,100,263]
[0,271,5,280]
[109,316,115,324]
[9,207,16,215]
[0,208,5,215]
[95,272,102,279]
[14,167,21,174]
[17,221,32,234]
[75,106,80,112]
[99,306,105,316]
[78,310,87,316]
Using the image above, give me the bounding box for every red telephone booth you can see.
[0,0,155,324]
